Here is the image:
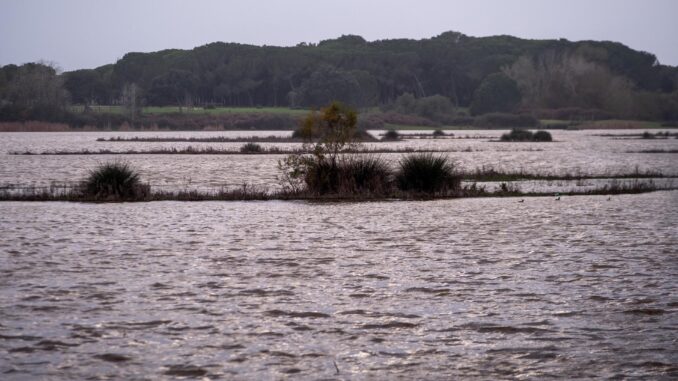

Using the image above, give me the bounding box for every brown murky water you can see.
[1,192,677,379]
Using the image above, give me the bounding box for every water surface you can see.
[1,192,677,379]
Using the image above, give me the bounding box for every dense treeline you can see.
[2,31,678,126]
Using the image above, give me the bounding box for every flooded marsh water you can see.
[1,193,677,379]
[0,129,677,379]
[1,129,677,192]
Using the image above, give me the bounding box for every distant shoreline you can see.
[2,121,676,133]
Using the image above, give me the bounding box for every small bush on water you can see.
[382,129,400,141]
[532,130,553,142]
[433,129,446,137]
[83,162,149,200]
[240,142,263,153]
[500,128,534,141]
[396,153,460,195]
[500,128,552,142]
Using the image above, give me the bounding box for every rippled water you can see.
[1,192,677,379]
[1,129,677,191]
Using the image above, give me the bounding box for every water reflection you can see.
[1,193,676,378]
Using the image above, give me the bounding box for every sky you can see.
[1,0,677,71]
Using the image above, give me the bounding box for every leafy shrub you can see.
[83,162,149,200]
[433,129,446,137]
[240,142,263,153]
[396,153,460,195]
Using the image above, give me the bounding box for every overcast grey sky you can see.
[1,0,677,71]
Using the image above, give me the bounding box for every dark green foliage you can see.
[382,129,400,141]
[3,32,678,125]
[387,93,457,123]
[433,129,446,137]
[641,131,655,139]
[240,142,263,153]
[474,113,539,128]
[500,129,552,142]
[83,162,149,200]
[470,73,522,115]
[396,154,461,194]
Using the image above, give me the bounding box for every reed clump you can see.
[82,162,149,201]
[395,153,461,195]
[239,142,264,153]
[304,156,392,196]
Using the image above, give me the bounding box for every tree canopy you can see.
[2,31,678,122]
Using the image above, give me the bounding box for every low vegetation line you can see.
[463,167,669,181]
[96,135,306,143]
[1,181,670,203]
[625,149,678,154]
[11,147,458,155]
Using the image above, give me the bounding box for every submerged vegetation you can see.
[2,103,675,202]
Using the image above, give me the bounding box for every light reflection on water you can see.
[1,129,677,191]
[1,192,677,379]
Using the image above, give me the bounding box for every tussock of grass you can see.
[395,154,461,195]
[239,143,263,153]
[83,162,149,201]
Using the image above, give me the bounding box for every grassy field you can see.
[70,105,308,116]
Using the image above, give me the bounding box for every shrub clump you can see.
[395,153,460,195]
[304,156,392,196]
[240,142,263,153]
[500,129,552,142]
[83,162,149,200]
[382,129,400,141]
[532,130,553,142]
[433,129,446,137]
